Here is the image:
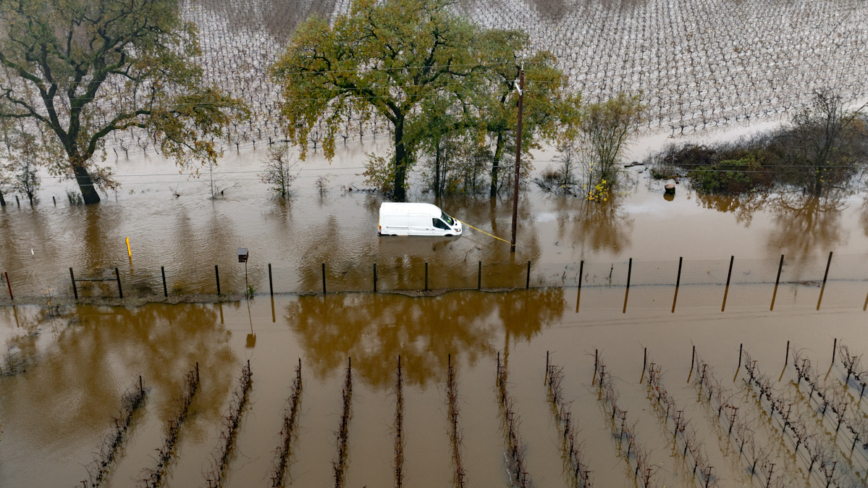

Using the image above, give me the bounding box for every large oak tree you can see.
[273,0,578,201]
[273,0,498,201]
[0,0,246,204]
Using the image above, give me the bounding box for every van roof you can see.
[380,202,442,217]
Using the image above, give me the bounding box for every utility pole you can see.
[510,67,525,253]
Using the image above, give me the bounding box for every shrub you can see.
[689,156,772,194]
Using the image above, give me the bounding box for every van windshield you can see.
[441,212,455,226]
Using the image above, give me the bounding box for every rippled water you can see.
[2,282,867,487]
[2,128,868,302]
[3,125,868,487]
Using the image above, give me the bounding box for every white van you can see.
[378,202,463,236]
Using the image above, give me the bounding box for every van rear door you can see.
[381,212,409,235]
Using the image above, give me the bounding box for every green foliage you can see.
[362,152,398,195]
[0,0,248,204]
[689,156,771,194]
[650,92,868,196]
[273,0,577,201]
[66,189,83,206]
[474,39,581,196]
[577,93,645,192]
[273,0,489,201]
[0,121,57,203]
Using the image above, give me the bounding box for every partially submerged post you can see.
[576,260,584,313]
[238,248,249,295]
[70,268,78,300]
[509,68,525,254]
[4,271,11,300]
[816,251,833,310]
[161,266,168,297]
[672,257,682,313]
[622,258,632,314]
[722,256,734,312]
[770,254,784,311]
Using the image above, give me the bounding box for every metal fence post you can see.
[161,266,168,297]
[478,261,482,290]
[268,263,274,297]
[526,261,531,289]
[425,262,428,291]
[722,256,734,312]
[322,263,326,295]
[626,258,632,290]
[215,265,221,296]
[373,263,377,292]
[576,260,584,313]
[115,267,123,299]
[770,254,784,311]
[70,268,78,300]
[4,271,11,300]
[672,257,682,313]
[623,258,632,314]
[817,251,833,311]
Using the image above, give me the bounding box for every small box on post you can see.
[238,248,250,297]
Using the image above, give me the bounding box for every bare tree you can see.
[788,89,868,195]
[261,145,300,198]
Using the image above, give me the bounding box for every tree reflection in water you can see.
[551,192,634,255]
[0,303,236,448]
[697,188,850,274]
[285,289,565,389]
[765,191,850,271]
[695,191,770,227]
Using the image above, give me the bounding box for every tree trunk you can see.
[814,167,823,196]
[434,140,441,198]
[72,160,101,205]
[394,117,407,202]
[490,132,505,197]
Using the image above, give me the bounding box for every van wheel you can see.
[445,234,453,237]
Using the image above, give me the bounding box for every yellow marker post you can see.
[126,237,132,258]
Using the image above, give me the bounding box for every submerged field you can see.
[2,1,868,486]
[2,284,868,487]
[152,0,868,165]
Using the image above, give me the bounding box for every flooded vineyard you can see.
[2,284,868,488]
[2,0,868,486]
[4,130,868,304]
[67,0,866,164]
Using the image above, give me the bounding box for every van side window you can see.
[433,219,449,230]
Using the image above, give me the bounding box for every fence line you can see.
[2,253,868,310]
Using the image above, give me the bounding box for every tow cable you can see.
[455,219,514,246]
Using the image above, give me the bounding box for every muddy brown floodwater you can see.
[3,128,868,487]
[2,282,868,488]
[2,129,868,301]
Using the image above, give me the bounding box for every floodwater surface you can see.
[2,282,868,488]
[2,129,868,302]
